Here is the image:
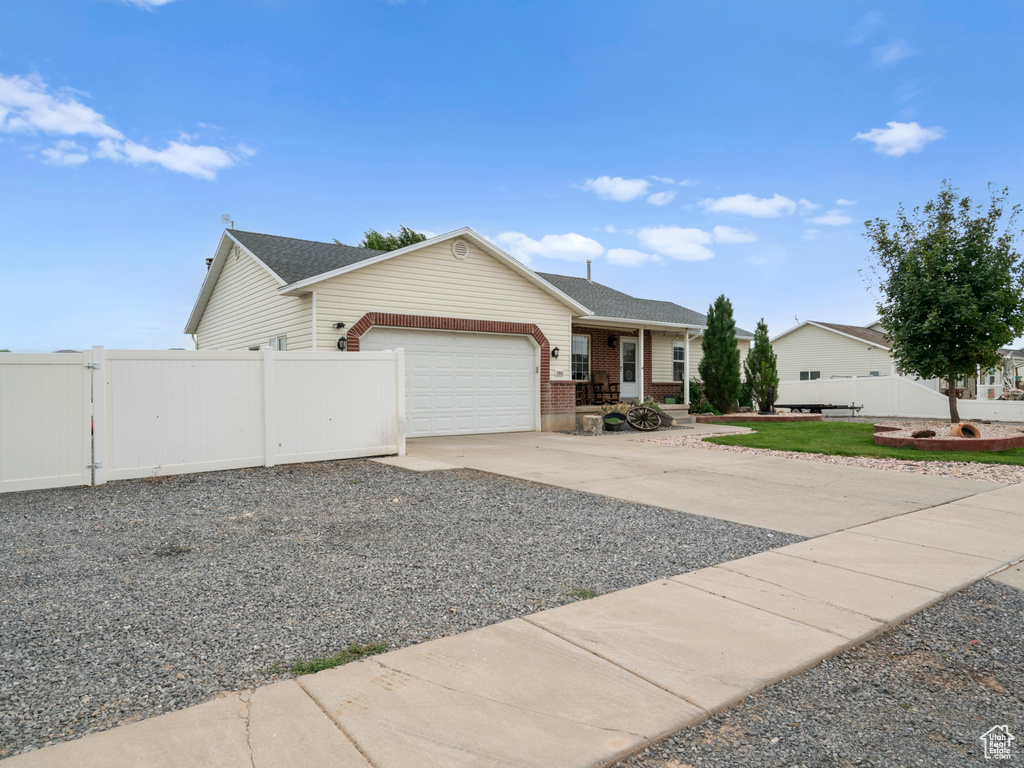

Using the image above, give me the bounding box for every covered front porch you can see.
[570,321,694,408]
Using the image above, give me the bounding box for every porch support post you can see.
[977,365,983,401]
[683,329,690,406]
[638,326,645,402]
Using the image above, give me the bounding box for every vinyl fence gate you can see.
[0,347,406,494]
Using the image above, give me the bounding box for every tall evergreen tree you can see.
[743,319,779,411]
[698,295,741,413]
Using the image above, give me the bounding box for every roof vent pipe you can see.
[586,260,592,282]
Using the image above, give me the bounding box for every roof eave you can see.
[575,315,707,332]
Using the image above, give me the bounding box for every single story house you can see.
[185,227,750,437]
[773,320,1022,398]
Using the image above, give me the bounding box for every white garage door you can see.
[360,328,538,438]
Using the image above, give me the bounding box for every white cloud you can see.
[636,226,715,261]
[712,226,757,244]
[836,198,857,206]
[803,229,821,241]
[606,248,659,266]
[123,0,178,7]
[846,11,883,46]
[810,209,853,226]
[580,176,650,202]
[651,175,675,184]
[603,224,617,233]
[0,72,248,179]
[872,40,913,67]
[42,139,89,166]
[701,193,797,218]
[647,190,676,206]
[854,121,944,157]
[495,232,603,265]
[798,199,820,213]
[678,179,698,187]
[0,74,122,138]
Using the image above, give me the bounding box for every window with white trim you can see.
[799,370,820,381]
[672,340,686,382]
[269,335,287,351]
[571,334,590,381]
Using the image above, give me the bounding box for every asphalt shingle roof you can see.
[538,272,754,336]
[814,321,891,349]
[229,230,384,286]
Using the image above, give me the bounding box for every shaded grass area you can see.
[707,421,1024,465]
[285,642,388,676]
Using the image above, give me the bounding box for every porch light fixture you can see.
[551,347,560,358]
[337,337,347,351]
[608,335,618,348]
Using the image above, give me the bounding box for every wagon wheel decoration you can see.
[626,405,661,431]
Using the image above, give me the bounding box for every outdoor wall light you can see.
[337,337,347,351]
[551,347,560,358]
[333,322,346,329]
[608,335,618,348]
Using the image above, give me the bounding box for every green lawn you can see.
[707,421,1024,465]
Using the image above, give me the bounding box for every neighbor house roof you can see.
[227,230,385,285]
[771,320,892,349]
[537,273,753,336]
[813,322,891,349]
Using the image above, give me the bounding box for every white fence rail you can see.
[779,375,1024,422]
[0,348,405,493]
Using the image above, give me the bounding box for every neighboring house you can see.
[773,320,1021,398]
[186,227,748,437]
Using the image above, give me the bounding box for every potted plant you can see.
[602,412,628,431]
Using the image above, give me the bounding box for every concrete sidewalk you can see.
[6,483,1023,768]
[402,430,1002,536]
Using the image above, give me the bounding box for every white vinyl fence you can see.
[779,375,1024,422]
[0,347,405,493]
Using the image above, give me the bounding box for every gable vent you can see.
[451,239,469,260]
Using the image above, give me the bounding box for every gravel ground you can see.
[0,460,802,757]
[617,578,1024,768]
[647,433,1024,484]
[877,421,1024,439]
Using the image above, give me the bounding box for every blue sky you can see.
[2,0,1023,351]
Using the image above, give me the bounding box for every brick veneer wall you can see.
[346,312,575,429]
[572,325,685,404]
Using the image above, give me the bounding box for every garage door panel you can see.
[361,328,538,437]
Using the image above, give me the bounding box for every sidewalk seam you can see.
[520,614,712,717]
[293,677,381,768]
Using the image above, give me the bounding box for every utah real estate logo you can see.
[980,725,1015,760]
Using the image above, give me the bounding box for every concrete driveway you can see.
[404,428,1003,537]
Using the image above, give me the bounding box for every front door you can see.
[620,337,638,400]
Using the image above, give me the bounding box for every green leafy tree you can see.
[864,182,1024,423]
[743,319,779,411]
[698,295,742,413]
[335,226,427,252]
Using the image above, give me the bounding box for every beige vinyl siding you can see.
[196,250,312,350]
[687,338,750,381]
[310,238,575,380]
[652,332,691,383]
[774,324,893,381]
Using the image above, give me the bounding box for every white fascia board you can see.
[576,316,706,332]
[184,230,287,335]
[275,227,592,316]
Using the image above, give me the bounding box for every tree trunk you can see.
[947,373,960,424]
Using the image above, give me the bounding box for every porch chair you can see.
[591,371,620,405]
